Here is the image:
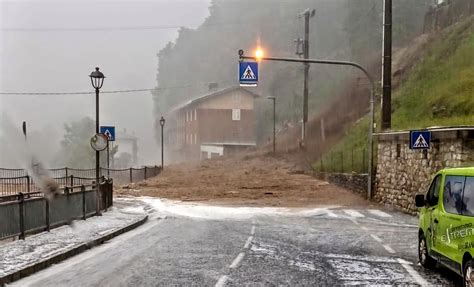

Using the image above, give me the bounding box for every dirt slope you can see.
[117,153,372,208]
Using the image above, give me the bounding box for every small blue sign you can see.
[100,126,115,141]
[410,130,431,150]
[239,61,258,86]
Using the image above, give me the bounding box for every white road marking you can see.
[244,236,253,249]
[368,209,392,218]
[383,244,396,254]
[326,210,338,218]
[344,209,365,218]
[250,226,255,235]
[350,218,360,225]
[215,275,229,287]
[370,234,383,243]
[361,226,368,231]
[229,252,245,268]
[397,258,429,286]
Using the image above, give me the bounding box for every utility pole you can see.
[298,9,315,143]
[381,0,392,130]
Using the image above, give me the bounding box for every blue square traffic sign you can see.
[410,130,431,150]
[239,61,258,87]
[100,126,115,141]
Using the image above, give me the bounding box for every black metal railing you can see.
[0,165,161,196]
[0,180,113,240]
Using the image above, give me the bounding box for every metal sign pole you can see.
[239,51,376,199]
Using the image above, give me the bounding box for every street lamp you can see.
[255,48,264,61]
[160,116,165,171]
[267,96,276,153]
[89,67,105,215]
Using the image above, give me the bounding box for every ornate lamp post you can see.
[160,116,165,171]
[89,67,105,215]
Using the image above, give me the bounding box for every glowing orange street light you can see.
[255,48,264,61]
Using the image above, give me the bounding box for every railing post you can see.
[45,198,50,232]
[144,166,147,180]
[27,176,30,193]
[65,167,68,178]
[82,185,86,220]
[70,175,74,187]
[129,168,133,183]
[19,192,25,240]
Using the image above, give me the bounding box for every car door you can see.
[425,174,442,253]
[437,175,466,270]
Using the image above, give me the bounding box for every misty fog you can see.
[0,0,211,167]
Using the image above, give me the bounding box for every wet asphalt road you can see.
[12,200,462,286]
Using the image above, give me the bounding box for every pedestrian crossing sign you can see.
[100,126,115,141]
[410,130,431,150]
[239,61,258,87]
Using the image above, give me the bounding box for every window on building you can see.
[232,109,241,121]
[463,177,474,216]
[186,111,188,122]
[194,133,197,144]
[194,109,197,121]
[443,175,466,215]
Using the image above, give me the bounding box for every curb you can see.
[0,215,148,286]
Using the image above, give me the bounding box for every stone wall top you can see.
[374,126,474,142]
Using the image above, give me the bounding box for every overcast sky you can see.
[0,0,211,166]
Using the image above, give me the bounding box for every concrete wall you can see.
[374,128,474,214]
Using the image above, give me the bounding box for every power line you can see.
[1,19,297,32]
[0,85,192,96]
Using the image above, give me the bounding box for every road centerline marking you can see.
[215,275,229,287]
[244,236,253,249]
[229,252,245,269]
[251,226,255,235]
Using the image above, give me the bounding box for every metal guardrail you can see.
[0,166,161,196]
[0,180,113,240]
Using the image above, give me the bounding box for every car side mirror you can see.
[415,194,426,207]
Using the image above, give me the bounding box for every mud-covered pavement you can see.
[12,198,460,286]
[116,153,371,208]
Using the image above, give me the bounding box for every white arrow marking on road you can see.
[368,209,392,218]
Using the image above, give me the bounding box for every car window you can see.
[427,175,442,206]
[463,177,474,216]
[443,175,466,214]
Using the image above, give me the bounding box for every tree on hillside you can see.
[55,117,118,168]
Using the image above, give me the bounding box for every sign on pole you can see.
[239,61,258,87]
[410,130,431,150]
[100,126,115,141]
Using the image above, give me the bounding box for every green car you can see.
[416,167,474,286]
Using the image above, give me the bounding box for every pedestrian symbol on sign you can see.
[410,130,431,150]
[413,134,429,148]
[243,65,256,79]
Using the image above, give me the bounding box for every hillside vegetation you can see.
[314,16,474,173]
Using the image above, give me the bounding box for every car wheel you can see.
[419,234,436,269]
[464,260,474,287]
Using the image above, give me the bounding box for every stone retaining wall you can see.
[374,128,474,214]
[315,172,368,199]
